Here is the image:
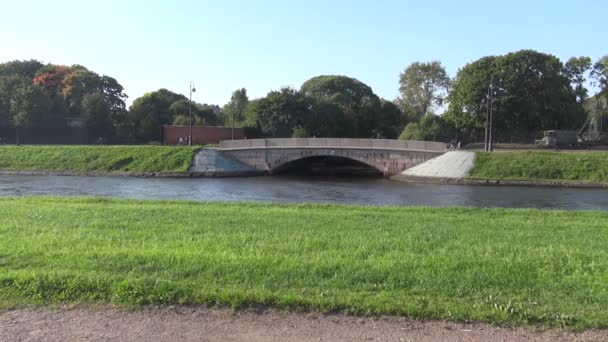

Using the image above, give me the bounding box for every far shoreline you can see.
[2,168,608,189]
[392,174,608,189]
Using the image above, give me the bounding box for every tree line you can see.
[0,50,607,144]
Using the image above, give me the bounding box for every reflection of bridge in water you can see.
[217,138,446,177]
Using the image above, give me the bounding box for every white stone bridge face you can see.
[218,138,446,177]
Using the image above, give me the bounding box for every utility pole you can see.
[189,81,196,146]
[484,86,490,152]
[484,81,495,152]
[488,83,494,152]
[231,95,235,140]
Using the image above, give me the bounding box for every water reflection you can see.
[0,174,607,210]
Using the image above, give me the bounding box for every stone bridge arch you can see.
[266,148,389,175]
[215,138,446,177]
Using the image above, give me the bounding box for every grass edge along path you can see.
[469,151,608,183]
[0,145,201,173]
[1,197,608,330]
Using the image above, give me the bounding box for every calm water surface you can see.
[1,174,607,210]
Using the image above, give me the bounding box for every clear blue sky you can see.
[1,0,606,106]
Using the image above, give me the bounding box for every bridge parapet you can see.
[220,138,446,152]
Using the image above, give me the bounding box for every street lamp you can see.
[230,95,234,140]
[484,81,494,152]
[189,81,196,146]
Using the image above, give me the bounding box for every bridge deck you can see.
[219,138,446,152]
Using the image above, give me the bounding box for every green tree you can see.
[305,97,351,138]
[0,61,49,129]
[0,59,44,79]
[592,55,608,97]
[99,75,128,116]
[374,100,402,138]
[564,56,592,103]
[399,123,423,141]
[172,114,206,126]
[8,79,49,144]
[245,87,309,138]
[170,100,222,126]
[60,65,104,117]
[397,61,450,122]
[446,50,582,142]
[127,89,187,142]
[398,114,453,141]
[300,75,386,137]
[223,88,249,127]
[81,92,113,140]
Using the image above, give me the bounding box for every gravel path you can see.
[1,307,606,342]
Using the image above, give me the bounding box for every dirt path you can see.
[1,307,606,342]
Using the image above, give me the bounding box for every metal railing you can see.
[219,138,446,152]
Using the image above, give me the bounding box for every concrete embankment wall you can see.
[188,149,265,176]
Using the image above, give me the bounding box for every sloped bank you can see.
[393,150,608,188]
[0,146,264,178]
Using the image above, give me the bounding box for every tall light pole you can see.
[189,81,196,146]
[488,83,494,152]
[484,81,494,152]
[231,95,235,140]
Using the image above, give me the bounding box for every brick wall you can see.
[162,125,245,145]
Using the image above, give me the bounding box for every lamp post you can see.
[189,81,196,146]
[230,95,235,140]
[484,81,494,152]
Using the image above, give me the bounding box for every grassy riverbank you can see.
[0,146,200,173]
[1,197,608,328]
[469,151,608,183]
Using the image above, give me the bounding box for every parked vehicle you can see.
[535,130,580,148]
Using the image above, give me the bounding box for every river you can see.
[1,174,607,210]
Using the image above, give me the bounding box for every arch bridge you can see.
[215,138,446,177]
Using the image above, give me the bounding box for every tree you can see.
[0,60,44,79]
[33,65,70,98]
[592,55,608,97]
[0,60,128,143]
[0,61,52,129]
[81,92,113,140]
[126,89,187,142]
[399,123,423,141]
[32,65,71,127]
[60,65,104,117]
[33,64,127,124]
[305,97,351,138]
[446,50,582,142]
[245,87,309,138]
[99,75,128,116]
[564,56,592,103]
[397,61,450,122]
[301,75,386,137]
[7,78,49,144]
[374,100,402,138]
[398,114,453,141]
[170,100,219,126]
[223,88,248,127]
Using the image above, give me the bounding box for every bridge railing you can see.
[219,138,446,152]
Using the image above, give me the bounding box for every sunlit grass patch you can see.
[1,197,608,329]
[0,145,200,173]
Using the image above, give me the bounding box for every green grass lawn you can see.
[1,197,608,329]
[0,145,200,173]
[469,151,608,183]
